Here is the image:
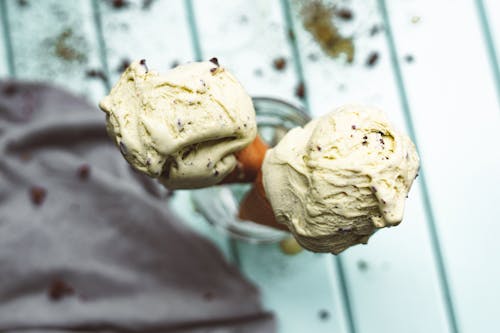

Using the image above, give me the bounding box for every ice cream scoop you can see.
[259,105,419,254]
[99,59,257,189]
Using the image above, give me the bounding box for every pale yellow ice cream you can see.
[99,60,256,189]
[262,105,419,254]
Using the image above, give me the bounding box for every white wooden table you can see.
[1,1,499,332]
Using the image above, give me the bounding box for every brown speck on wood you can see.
[48,279,74,301]
[273,57,287,71]
[366,52,379,67]
[77,164,90,180]
[209,57,219,67]
[318,309,330,320]
[86,69,108,85]
[404,54,414,63]
[30,186,47,206]
[295,81,306,99]
[214,170,219,177]
[369,24,383,36]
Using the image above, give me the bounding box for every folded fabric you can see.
[0,81,275,333]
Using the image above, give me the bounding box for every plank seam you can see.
[279,0,311,114]
[335,256,357,333]
[184,0,202,62]
[0,0,16,77]
[475,0,500,107]
[91,0,111,91]
[378,1,460,332]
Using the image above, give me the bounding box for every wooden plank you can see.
[4,0,105,102]
[95,0,232,257]
[289,0,452,332]
[96,0,194,85]
[191,1,351,332]
[480,0,500,102]
[384,0,500,331]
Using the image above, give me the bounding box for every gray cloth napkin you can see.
[0,81,275,333]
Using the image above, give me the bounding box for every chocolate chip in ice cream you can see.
[209,57,220,67]
[273,57,287,71]
[335,8,353,20]
[366,52,379,67]
[295,81,306,99]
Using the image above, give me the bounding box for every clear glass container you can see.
[190,97,311,243]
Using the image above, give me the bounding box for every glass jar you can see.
[190,97,311,244]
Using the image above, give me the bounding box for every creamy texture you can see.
[99,60,256,189]
[262,105,419,254]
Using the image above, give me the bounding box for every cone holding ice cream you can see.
[100,59,419,254]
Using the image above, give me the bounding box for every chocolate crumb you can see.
[2,83,17,96]
[210,67,217,74]
[109,0,129,9]
[209,57,219,67]
[317,145,322,151]
[48,279,74,301]
[142,0,155,10]
[404,54,414,63]
[203,291,214,301]
[415,173,419,179]
[362,141,368,145]
[381,199,386,205]
[214,170,219,177]
[369,24,383,36]
[30,186,47,206]
[363,135,368,140]
[371,186,377,193]
[351,125,356,130]
[117,58,131,73]
[357,260,368,271]
[380,138,385,145]
[295,81,306,99]
[366,52,379,67]
[273,57,287,71]
[318,309,330,320]
[139,59,148,72]
[77,164,90,180]
[85,69,108,84]
[336,8,353,20]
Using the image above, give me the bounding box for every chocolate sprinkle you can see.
[209,57,220,67]
[48,278,75,301]
[295,81,306,99]
[336,8,353,20]
[30,186,47,206]
[366,52,379,67]
[139,59,148,73]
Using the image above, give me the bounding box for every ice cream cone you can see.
[220,135,269,184]
[238,171,289,232]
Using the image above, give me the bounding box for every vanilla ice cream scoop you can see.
[99,59,256,189]
[262,105,419,254]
